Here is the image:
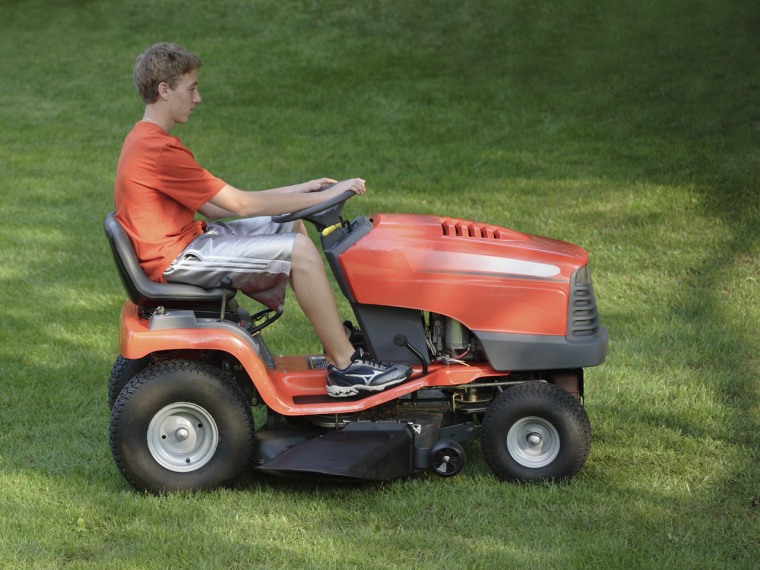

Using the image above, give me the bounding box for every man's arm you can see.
[263,178,336,195]
[206,178,366,218]
[198,178,338,220]
[197,201,237,221]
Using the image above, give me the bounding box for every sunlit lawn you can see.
[0,0,757,568]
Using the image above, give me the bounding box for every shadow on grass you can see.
[518,0,760,520]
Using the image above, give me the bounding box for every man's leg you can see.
[164,218,411,396]
[289,231,412,397]
[290,232,355,370]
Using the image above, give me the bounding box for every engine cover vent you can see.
[567,273,601,339]
[441,219,505,239]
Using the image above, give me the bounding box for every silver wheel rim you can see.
[506,416,560,468]
[147,402,219,472]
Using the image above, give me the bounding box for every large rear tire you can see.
[110,360,254,492]
[481,382,591,482]
[108,355,151,410]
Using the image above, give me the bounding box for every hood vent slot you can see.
[442,219,503,239]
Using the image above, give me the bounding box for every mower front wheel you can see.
[481,382,591,482]
[110,360,254,492]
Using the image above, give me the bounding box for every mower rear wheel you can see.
[481,382,591,482]
[108,355,151,409]
[110,359,254,492]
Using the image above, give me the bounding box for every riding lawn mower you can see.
[104,187,607,492]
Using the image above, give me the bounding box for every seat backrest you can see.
[103,212,228,309]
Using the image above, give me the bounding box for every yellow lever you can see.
[321,223,342,237]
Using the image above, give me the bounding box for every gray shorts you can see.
[163,217,297,311]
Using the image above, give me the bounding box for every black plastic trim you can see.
[474,327,608,371]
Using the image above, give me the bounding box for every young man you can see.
[114,42,412,398]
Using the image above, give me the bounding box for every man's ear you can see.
[157,81,170,100]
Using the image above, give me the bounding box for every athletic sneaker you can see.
[326,349,413,398]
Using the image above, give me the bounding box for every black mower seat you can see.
[104,212,232,309]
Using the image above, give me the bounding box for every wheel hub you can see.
[147,402,219,472]
[506,416,560,468]
[527,432,542,447]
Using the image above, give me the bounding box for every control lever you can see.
[219,276,233,321]
[394,334,428,377]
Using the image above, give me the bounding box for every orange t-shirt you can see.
[114,122,226,281]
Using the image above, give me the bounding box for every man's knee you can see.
[291,233,321,266]
[293,220,308,236]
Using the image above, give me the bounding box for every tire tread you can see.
[481,381,591,482]
[110,359,253,492]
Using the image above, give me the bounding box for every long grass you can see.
[1,0,758,568]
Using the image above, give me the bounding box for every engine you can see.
[426,312,484,363]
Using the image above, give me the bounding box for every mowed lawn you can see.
[0,0,758,568]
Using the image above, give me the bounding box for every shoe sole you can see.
[326,373,411,398]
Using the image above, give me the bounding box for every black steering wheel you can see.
[271,183,355,229]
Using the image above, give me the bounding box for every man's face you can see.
[166,69,201,124]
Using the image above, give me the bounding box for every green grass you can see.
[1,0,758,567]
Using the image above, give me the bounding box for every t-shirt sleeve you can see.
[155,141,226,211]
